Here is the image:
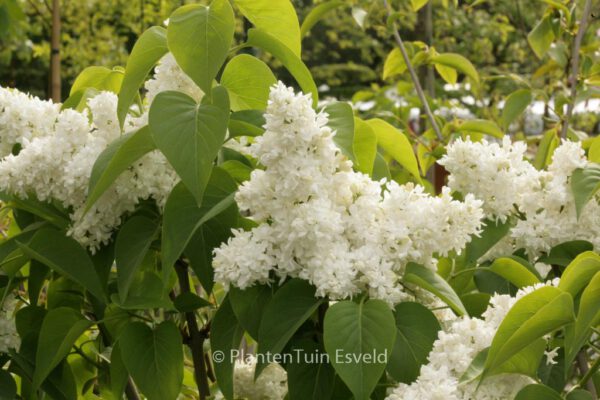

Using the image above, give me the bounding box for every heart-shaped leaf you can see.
[149,88,229,205]
[119,321,183,400]
[167,0,234,93]
[323,299,396,400]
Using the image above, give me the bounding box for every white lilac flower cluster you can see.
[213,83,485,304]
[0,295,20,353]
[215,356,288,400]
[0,88,60,158]
[440,137,600,257]
[144,53,203,105]
[0,79,181,249]
[386,280,559,400]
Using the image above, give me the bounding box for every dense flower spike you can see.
[386,281,559,400]
[0,87,179,249]
[440,137,600,256]
[215,356,288,400]
[213,83,484,304]
[144,53,204,105]
[0,88,60,158]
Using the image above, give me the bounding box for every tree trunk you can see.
[50,0,61,102]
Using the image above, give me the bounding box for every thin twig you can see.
[560,0,594,138]
[382,0,443,141]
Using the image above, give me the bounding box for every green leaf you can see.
[434,63,457,84]
[353,117,377,175]
[62,87,100,112]
[466,342,544,383]
[411,0,430,11]
[229,285,273,340]
[228,110,265,138]
[13,355,77,400]
[559,251,600,297]
[167,0,235,93]
[184,212,239,294]
[589,136,600,163]
[245,28,318,107]
[461,292,491,318]
[117,26,168,127]
[161,168,237,275]
[28,261,48,305]
[533,129,560,169]
[149,88,229,205]
[17,229,106,301]
[119,321,183,400]
[0,370,16,399]
[383,48,406,80]
[502,89,532,129]
[366,118,421,182]
[323,299,396,400]
[233,0,301,56]
[257,279,323,376]
[539,240,593,267]
[221,160,252,183]
[483,286,574,377]
[286,339,336,400]
[430,53,479,85]
[564,271,600,367]
[325,102,355,162]
[460,348,490,383]
[571,164,600,218]
[404,263,467,316]
[70,66,123,96]
[221,54,277,111]
[487,257,541,288]
[457,119,504,138]
[515,384,562,400]
[210,296,243,400]
[465,218,511,266]
[114,271,173,310]
[116,216,159,301]
[174,292,212,313]
[9,197,69,230]
[387,302,440,384]
[528,17,555,59]
[566,389,594,400]
[86,126,156,211]
[32,308,93,390]
[372,152,391,180]
[0,226,41,277]
[110,342,128,400]
[300,0,346,38]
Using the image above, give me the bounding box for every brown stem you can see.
[382,0,443,141]
[87,309,141,400]
[175,261,211,399]
[577,351,598,399]
[423,1,435,99]
[560,0,593,138]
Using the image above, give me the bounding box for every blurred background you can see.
[1,0,599,135]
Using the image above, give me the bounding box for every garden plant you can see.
[0,0,599,399]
